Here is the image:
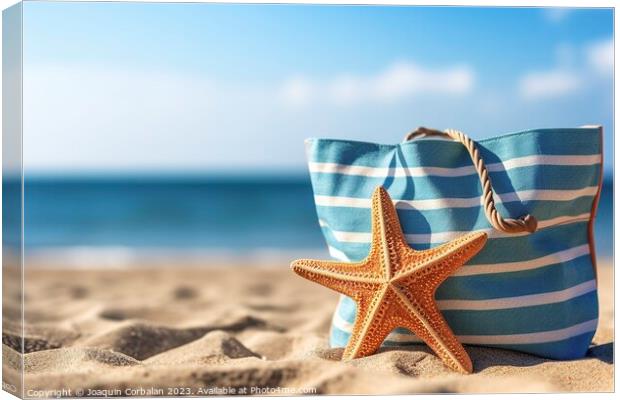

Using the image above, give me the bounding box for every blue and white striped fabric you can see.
[305,127,602,360]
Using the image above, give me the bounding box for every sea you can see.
[3,174,613,266]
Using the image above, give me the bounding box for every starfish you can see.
[291,186,487,374]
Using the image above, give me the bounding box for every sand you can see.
[2,261,614,396]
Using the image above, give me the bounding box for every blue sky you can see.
[21,2,613,174]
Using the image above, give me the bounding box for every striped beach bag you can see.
[305,126,603,360]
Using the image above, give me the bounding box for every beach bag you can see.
[305,126,603,360]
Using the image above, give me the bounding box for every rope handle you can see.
[403,127,538,234]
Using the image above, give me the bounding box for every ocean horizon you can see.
[4,173,612,266]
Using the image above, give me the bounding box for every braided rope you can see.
[403,127,538,234]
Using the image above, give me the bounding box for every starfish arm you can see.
[291,258,383,298]
[393,231,487,284]
[391,286,473,374]
[368,187,410,280]
[342,285,396,360]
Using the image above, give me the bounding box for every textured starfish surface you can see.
[291,186,487,374]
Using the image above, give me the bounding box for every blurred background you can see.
[16,3,613,266]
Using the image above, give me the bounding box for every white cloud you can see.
[519,70,581,100]
[373,63,474,99]
[280,61,475,107]
[328,75,363,105]
[279,77,315,106]
[518,38,613,101]
[586,39,613,75]
[543,8,572,23]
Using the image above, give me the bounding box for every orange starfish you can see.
[291,186,487,374]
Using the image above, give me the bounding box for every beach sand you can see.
[2,260,613,396]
